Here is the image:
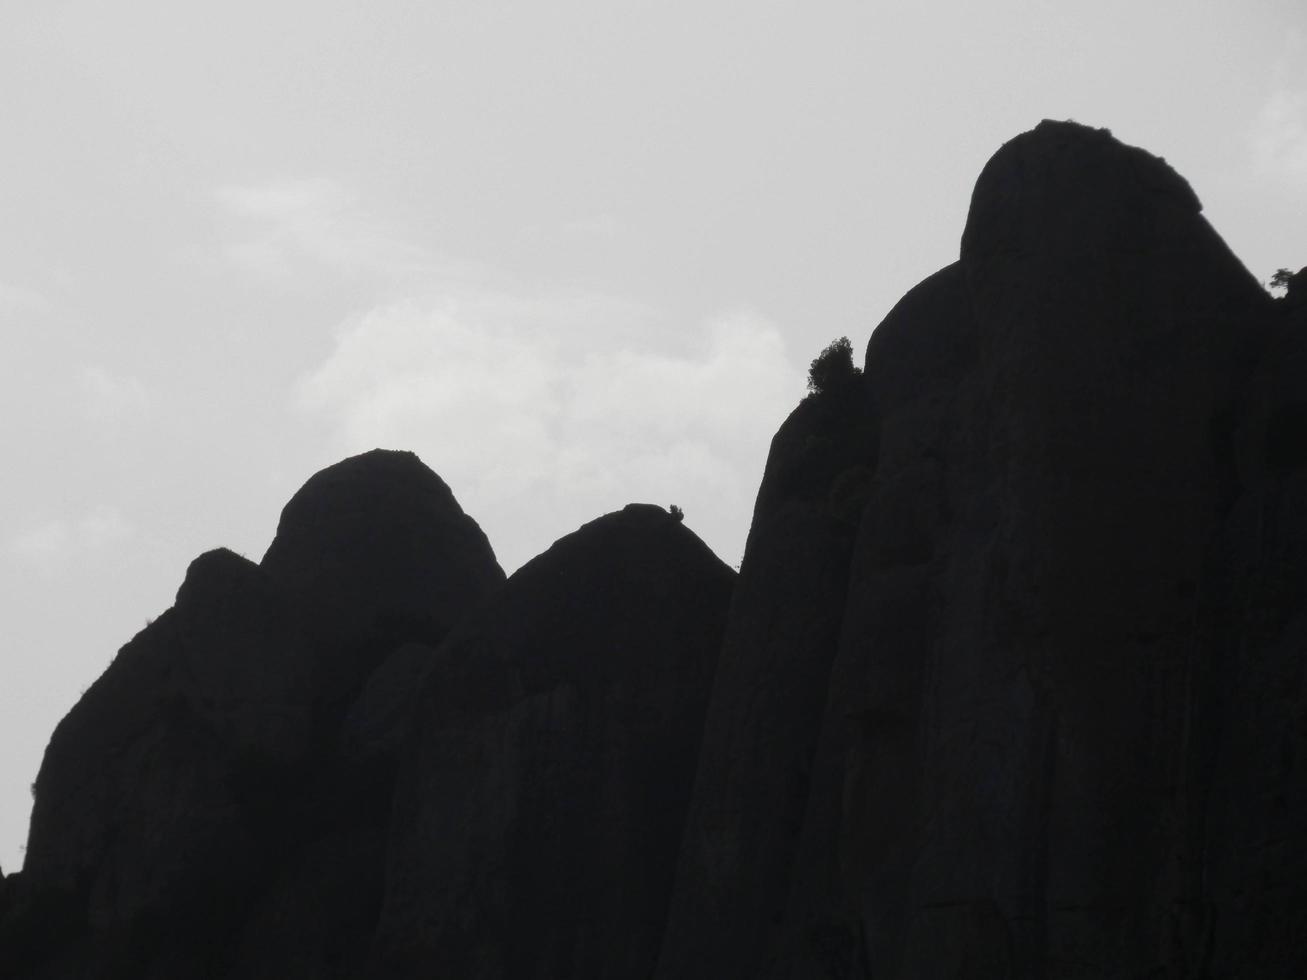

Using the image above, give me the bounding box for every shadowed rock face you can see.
[779,260,983,980]
[655,120,1300,980]
[655,376,876,980]
[1200,280,1307,978]
[339,641,440,770]
[261,449,506,705]
[11,450,505,979]
[835,121,1272,978]
[23,577,269,960]
[7,122,1307,980]
[374,503,735,980]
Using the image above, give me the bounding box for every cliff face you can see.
[7,450,510,978]
[655,373,877,980]
[837,122,1269,977]
[655,121,1301,979]
[375,504,734,980]
[5,121,1307,979]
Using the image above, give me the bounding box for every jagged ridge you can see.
[5,122,1307,980]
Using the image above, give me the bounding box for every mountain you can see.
[5,121,1306,979]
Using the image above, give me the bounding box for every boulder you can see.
[375,504,735,980]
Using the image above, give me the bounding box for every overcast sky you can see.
[2,0,1304,871]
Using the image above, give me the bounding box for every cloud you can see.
[213,178,430,282]
[297,295,800,571]
[11,506,135,575]
[217,176,800,569]
[1249,89,1307,196]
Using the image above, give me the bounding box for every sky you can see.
[1,0,1304,872]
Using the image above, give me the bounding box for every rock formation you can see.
[6,450,507,978]
[5,121,1306,979]
[655,372,876,980]
[655,121,1299,978]
[837,121,1267,977]
[374,503,734,979]
[260,448,507,704]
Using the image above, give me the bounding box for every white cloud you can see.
[1249,89,1307,196]
[213,178,430,282]
[297,295,800,571]
[300,300,563,491]
[215,175,798,569]
[11,506,135,575]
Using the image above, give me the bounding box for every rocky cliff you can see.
[4,121,1306,979]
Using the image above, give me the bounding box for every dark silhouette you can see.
[7,451,507,979]
[374,503,733,979]
[806,335,860,396]
[7,122,1307,979]
[659,121,1293,980]
[1272,265,1306,307]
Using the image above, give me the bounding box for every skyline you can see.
[3,0,1305,870]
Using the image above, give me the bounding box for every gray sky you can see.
[2,0,1304,871]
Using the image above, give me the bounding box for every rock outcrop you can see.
[7,121,1307,980]
[374,503,735,980]
[656,120,1296,978]
[836,121,1269,977]
[655,373,876,980]
[260,449,506,705]
[1200,269,1307,977]
[9,450,505,978]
